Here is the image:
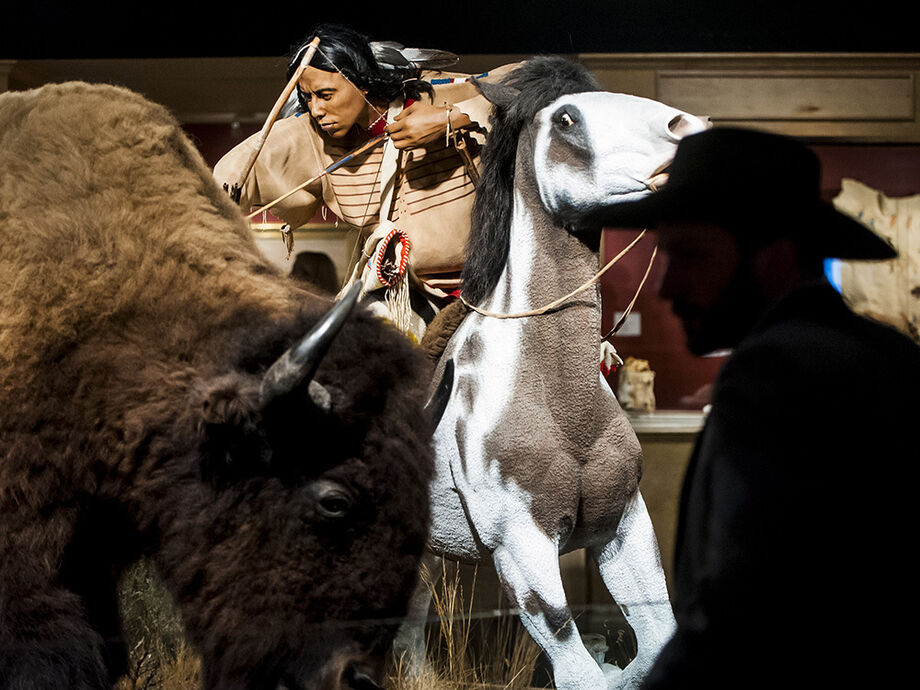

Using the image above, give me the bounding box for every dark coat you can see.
[643,281,920,689]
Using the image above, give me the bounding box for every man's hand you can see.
[386,102,471,150]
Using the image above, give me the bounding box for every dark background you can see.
[4,1,916,59]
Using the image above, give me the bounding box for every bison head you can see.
[145,286,439,690]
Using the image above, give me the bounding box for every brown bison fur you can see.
[0,82,434,689]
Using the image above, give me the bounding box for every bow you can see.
[225,37,321,203]
[243,133,388,221]
[226,36,462,208]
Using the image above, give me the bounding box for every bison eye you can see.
[315,481,354,520]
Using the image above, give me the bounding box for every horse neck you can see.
[480,141,603,377]
[484,146,601,315]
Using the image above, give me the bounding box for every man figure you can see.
[214,24,517,340]
[599,127,919,688]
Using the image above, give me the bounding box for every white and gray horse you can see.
[401,58,710,689]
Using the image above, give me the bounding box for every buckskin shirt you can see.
[214,65,518,293]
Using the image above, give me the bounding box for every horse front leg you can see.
[492,520,608,690]
[591,490,675,689]
[392,550,442,676]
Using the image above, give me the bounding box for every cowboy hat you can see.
[595,127,897,260]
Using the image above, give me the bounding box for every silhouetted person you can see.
[599,127,920,689]
[290,250,339,294]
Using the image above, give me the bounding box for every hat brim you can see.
[592,185,898,261]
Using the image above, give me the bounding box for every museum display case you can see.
[2,48,916,688]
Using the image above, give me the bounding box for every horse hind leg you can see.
[590,490,675,689]
[492,520,607,690]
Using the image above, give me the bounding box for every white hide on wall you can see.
[833,179,920,341]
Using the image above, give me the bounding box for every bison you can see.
[0,82,438,689]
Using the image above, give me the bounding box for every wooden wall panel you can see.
[657,72,914,121]
[581,53,920,142]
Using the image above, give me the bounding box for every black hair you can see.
[461,57,601,304]
[288,24,433,113]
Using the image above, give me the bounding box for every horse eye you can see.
[556,110,576,127]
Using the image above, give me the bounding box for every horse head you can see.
[464,57,709,304]
[531,91,710,231]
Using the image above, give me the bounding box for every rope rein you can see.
[604,239,657,339]
[459,229,655,337]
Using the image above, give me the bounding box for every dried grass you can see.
[386,559,545,690]
[116,560,199,690]
[115,557,545,689]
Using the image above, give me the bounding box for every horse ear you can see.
[473,78,520,109]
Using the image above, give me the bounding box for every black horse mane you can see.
[460,57,601,305]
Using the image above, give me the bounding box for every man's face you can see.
[657,221,766,356]
[298,66,369,139]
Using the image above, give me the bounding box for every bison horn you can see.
[425,359,454,428]
[259,282,362,408]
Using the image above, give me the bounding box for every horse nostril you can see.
[343,663,383,690]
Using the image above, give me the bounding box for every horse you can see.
[402,57,711,689]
